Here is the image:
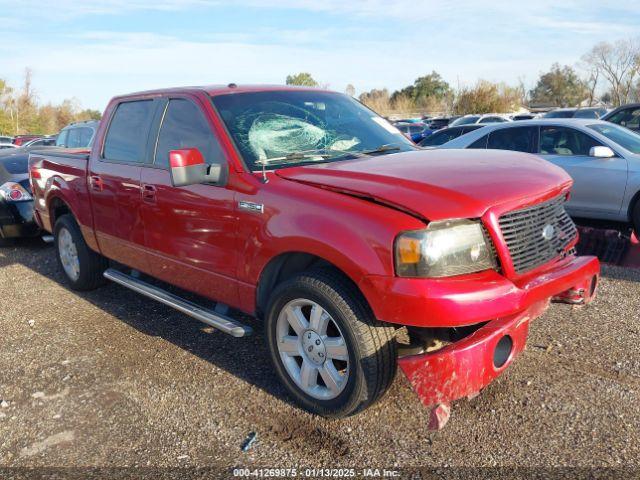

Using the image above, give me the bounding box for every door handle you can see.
[90,175,104,191]
[142,184,157,203]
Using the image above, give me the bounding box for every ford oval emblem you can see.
[542,224,555,241]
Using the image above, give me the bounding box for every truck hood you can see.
[275,149,572,221]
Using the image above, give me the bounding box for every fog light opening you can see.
[493,335,513,369]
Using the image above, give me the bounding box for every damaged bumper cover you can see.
[393,254,600,429]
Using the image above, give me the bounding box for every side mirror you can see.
[589,146,615,158]
[169,148,226,187]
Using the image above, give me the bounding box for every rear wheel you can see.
[265,269,397,418]
[633,200,640,238]
[54,214,108,291]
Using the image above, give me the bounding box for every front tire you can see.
[54,214,108,291]
[265,269,397,418]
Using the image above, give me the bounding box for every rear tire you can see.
[54,214,108,291]
[633,200,640,238]
[265,268,397,418]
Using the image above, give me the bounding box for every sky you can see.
[1,0,639,111]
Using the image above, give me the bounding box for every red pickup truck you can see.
[29,85,599,429]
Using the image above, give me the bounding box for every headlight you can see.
[395,219,496,278]
[0,182,33,202]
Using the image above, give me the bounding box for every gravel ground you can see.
[0,240,639,475]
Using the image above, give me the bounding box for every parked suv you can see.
[55,120,99,148]
[29,85,599,428]
[602,103,640,133]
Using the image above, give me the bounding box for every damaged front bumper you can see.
[394,254,600,429]
[398,300,544,430]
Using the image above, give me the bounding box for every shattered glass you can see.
[232,101,361,163]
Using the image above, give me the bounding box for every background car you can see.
[512,113,537,121]
[542,107,607,119]
[393,121,430,143]
[602,103,640,133]
[0,153,39,246]
[425,116,461,131]
[0,136,14,144]
[0,143,18,150]
[449,114,512,126]
[0,120,99,244]
[439,119,640,234]
[12,135,42,146]
[418,124,485,148]
[22,136,57,148]
[55,120,99,148]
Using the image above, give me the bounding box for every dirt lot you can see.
[1,240,639,475]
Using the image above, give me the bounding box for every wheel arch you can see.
[627,187,640,223]
[255,251,370,319]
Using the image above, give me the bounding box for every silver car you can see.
[438,119,640,233]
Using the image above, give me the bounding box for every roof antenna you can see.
[261,161,268,183]
[228,83,237,88]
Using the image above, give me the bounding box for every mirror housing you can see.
[589,146,615,158]
[169,148,227,187]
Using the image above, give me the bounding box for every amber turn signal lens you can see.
[397,237,421,264]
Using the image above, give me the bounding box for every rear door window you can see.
[103,100,155,163]
[487,127,537,153]
[539,126,602,156]
[154,98,225,168]
[468,134,488,149]
[66,127,94,148]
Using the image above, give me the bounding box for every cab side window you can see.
[154,99,224,168]
[103,100,155,163]
[539,126,602,156]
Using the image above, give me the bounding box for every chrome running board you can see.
[103,268,252,337]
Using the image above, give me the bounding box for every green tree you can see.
[529,63,588,107]
[285,72,319,87]
[391,71,451,108]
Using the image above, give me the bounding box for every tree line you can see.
[0,69,102,136]
[286,37,640,115]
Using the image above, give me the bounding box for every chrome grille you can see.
[499,195,577,274]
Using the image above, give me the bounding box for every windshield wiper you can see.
[256,151,335,167]
[358,144,401,155]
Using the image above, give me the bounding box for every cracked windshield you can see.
[211,90,416,170]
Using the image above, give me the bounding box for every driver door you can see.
[140,96,239,306]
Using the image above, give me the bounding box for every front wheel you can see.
[265,269,397,418]
[54,214,108,291]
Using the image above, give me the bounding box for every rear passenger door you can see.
[537,125,627,217]
[140,96,239,306]
[89,99,158,273]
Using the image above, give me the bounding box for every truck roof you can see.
[115,84,331,101]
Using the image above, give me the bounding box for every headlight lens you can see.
[0,182,33,202]
[395,219,496,277]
